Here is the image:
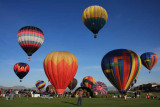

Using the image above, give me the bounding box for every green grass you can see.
[0,97,159,107]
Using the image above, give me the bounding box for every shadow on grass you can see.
[61,101,78,105]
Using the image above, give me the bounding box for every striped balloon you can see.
[82,5,108,38]
[101,49,141,94]
[35,80,46,91]
[82,76,95,89]
[92,81,108,95]
[17,26,44,60]
[140,52,158,73]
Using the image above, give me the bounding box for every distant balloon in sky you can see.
[17,26,44,61]
[140,52,158,73]
[101,49,141,94]
[44,51,78,94]
[82,76,95,89]
[68,78,78,90]
[35,80,46,91]
[92,81,108,95]
[82,5,108,38]
[13,62,30,82]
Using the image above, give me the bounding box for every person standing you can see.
[124,93,127,101]
[10,89,15,100]
[77,89,84,106]
[5,90,10,100]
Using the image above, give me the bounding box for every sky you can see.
[0,0,160,90]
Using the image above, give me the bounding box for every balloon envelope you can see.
[13,62,30,81]
[44,51,78,94]
[82,5,108,38]
[101,49,141,94]
[92,81,108,95]
[17,26,44,60]
[68,78,78,90]
[82,76,95,89]
[140,52,158,73]
[35,80,46,91]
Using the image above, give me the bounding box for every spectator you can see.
[5,90,10,100]
[10,89,15,100]
[77,89,84,106]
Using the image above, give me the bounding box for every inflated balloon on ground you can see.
[101,49,141,94]
[44,51,78,94]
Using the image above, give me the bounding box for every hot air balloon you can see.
[35,80,46,91]
[140,52,158,73]
[101,49,141,94]
[82,5,108,38]
[82,76,95,89]
[44,51,78,95]
[17,26,44,61]
[92,81,108,95]
[13,62,30,82]
[68,78,78,90]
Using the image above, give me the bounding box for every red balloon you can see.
[44,51,78,94]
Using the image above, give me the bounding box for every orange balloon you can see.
[44,51,78,94]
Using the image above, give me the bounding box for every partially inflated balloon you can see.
[140,52,158,73]
[68,78,77,90]
[35,80,46,91]
[44,51,78,94]
[17,26,44,61]
[92,81,108,95]
[82,76,95,89]
[101,49,141,94]
[82,5,108,38]
[13,62,30,82]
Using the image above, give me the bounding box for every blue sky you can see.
[0,0,160,89]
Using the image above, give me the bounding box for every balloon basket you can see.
[94,35,97,38]
[28,57,31,61]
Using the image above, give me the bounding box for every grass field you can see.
[0,97,159,107]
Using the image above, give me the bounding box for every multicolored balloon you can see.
[82,76,95,89]
[82,5,108,38]
[68,78,78,90]
[140,52,158,73]
[13,62,30,82]
[35,80,46,91]
[101,49,141,94]
[44,51,78,94]
[17,26,44,61]
[92,81,108,95]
